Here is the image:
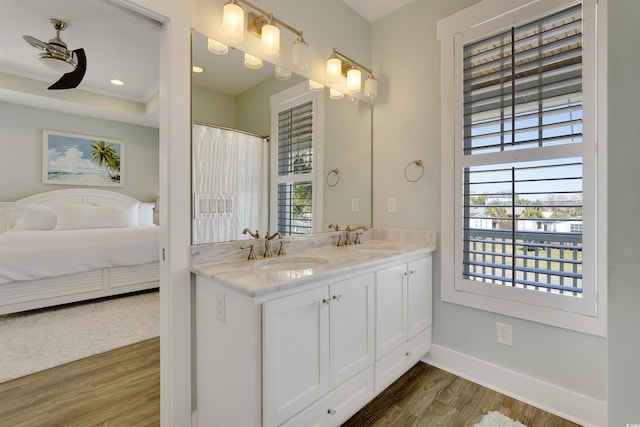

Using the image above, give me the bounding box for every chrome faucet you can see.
[264,231,282,257]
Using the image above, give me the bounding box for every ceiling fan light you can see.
[39,55,75,74]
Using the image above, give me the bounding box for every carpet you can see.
[0,291,159,383]
[474,411,528,427]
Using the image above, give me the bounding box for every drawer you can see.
[280,366,374,427]
[374,327,431,394]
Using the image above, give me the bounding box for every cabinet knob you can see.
[327,409,336,415]
[332,294,342,302]
[322,298,330,304]
[405,351,412,357]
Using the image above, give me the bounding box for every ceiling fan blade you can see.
[48,48,86,90]
[23,35,50,50]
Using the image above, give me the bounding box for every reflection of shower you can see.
[192,123,268,244]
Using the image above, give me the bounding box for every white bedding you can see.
[0,227,159,285]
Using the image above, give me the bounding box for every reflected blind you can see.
[461,4,584,296]
[278,101,313,176]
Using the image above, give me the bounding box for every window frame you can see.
[438,0,607,336]
[270,81,325,235]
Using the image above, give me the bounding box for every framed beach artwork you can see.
[42,130,124,187]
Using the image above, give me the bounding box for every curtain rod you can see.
[193,122,270,141]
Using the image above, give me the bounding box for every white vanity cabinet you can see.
[263,273,374,427]
[194,250,432,427]
[374,256,432,393]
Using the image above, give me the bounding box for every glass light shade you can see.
[192,65,204,73]
[330,88,344,99]
[222,2,244,42]
[244,53,263,69]
[275,66,292,80]
[261,24,280,58]
[346,68,361,93]
[308,80,324,91]
[364,76,378,99]
[292,39,309,72]
[207,38,228,55]
[40,56,75,74]
[326,57,342,84]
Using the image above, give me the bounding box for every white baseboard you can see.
[421,344,606,427]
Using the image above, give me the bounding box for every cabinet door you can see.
[329,273,374,387]
[407,256,432,339]
[375,264,407,359]
[263,286,330,427]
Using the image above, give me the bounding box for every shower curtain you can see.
[192,124,268,244]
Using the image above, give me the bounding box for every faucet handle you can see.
[332,234,343,247]
[354,231,364,244]
[240,244,257,260]
[277,239,290,256]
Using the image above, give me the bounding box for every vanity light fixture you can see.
[221,0,307,68]
[326,54,342,85]
[260,15,279,58]
[327,49,377,100]
[244,52,262,69]
[222,0,244,42]
[308,80,324,91]
[110,79,124,86]
[292,35,309,72]
[192,66,204,73]
[207,37,228,55]
[275,65,291,80]
[329,88,344,99]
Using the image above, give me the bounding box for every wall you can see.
[192,85,236,127]
[607,0,640,424]
[371,0,605,418]
[0,101,159,202]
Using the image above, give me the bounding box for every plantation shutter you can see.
[461,4,584,295]
[276,100,314,235]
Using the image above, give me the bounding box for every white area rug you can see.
[474,411,528,427]
[0,291,159,383]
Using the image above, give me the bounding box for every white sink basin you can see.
[256,256,330,271]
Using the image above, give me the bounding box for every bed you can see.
[0,188,159,315]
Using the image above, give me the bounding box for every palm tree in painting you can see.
[90,140,121,181]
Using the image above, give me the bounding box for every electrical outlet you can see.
[352,198,359,212]
[496,322,512,346]
[215,291,226,323]
[387,197,397,213]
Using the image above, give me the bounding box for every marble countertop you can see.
[191,240,435,298]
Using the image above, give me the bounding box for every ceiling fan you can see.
[23,18,86,90]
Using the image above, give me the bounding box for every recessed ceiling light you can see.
[110,79,124,86]
[192,65,205,73]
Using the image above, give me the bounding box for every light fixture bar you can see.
[332,49,373,75]
[236,0,303,39]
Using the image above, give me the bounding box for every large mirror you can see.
[191,31,372,244]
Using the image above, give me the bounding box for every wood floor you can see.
[343,362,581,427]
[0,340,579,427]
[0,337,159,427]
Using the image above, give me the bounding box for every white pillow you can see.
[138,203,155,226]
[54,203,139,230]
[14,204,57,230]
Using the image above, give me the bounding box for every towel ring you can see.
[404,160,424,182]
[326,168,340,187]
